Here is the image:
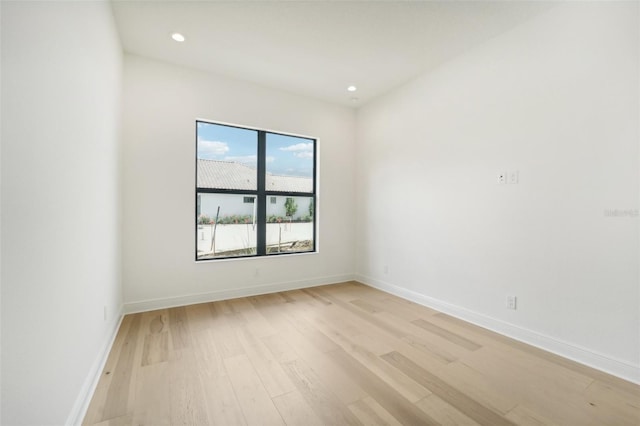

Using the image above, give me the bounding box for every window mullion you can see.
[256,131,267,255]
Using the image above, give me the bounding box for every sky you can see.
[197,121,314,177]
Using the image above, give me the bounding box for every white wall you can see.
[199,193,257,220]
[122,55,356,311]
[356,2,639,382]
[199,194,312,220]
[0,1,4,423]
[267,196,313,220]
[1,2,123,424]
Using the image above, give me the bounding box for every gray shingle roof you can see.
[197,159,312,193]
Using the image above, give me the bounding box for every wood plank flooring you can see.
[83,282,640,426]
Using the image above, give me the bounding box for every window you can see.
[196,121,316,260]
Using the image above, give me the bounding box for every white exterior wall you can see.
[199,193,256,221]
[268,196,313,220]
[199,194,312,221]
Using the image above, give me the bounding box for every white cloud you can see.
[198,139,229,157]
[294,151,313,159]
[279,142,313,153]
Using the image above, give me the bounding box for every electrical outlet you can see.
[497,172,507,184]
[254,268,260,277]
[508,170,519,184]
[506,295,517,310]
[383,265,389,274]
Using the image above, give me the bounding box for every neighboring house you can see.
[197,159,313,220]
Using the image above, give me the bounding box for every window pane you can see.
[197,122,258,190]
[265,133,314,193]
[197,193,257,259]
[266,196,314,254]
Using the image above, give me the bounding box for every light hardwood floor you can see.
[84,282,640,426]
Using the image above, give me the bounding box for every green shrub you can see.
[198,215,212,225]
[285,198,298,217]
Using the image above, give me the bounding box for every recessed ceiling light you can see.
[171,33,185,42]
[347,85,357,92]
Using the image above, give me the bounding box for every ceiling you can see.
[111,1,554,108]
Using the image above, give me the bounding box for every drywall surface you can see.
[122,55,356,309]
[1,2,123,424]
[356,2,639,380]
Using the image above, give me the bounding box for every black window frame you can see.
[195,120,317,261]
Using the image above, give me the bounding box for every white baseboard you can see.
[356,274,640,385]
[64,274,354,424]
[66,309,124,426]
[124,274,356,314]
